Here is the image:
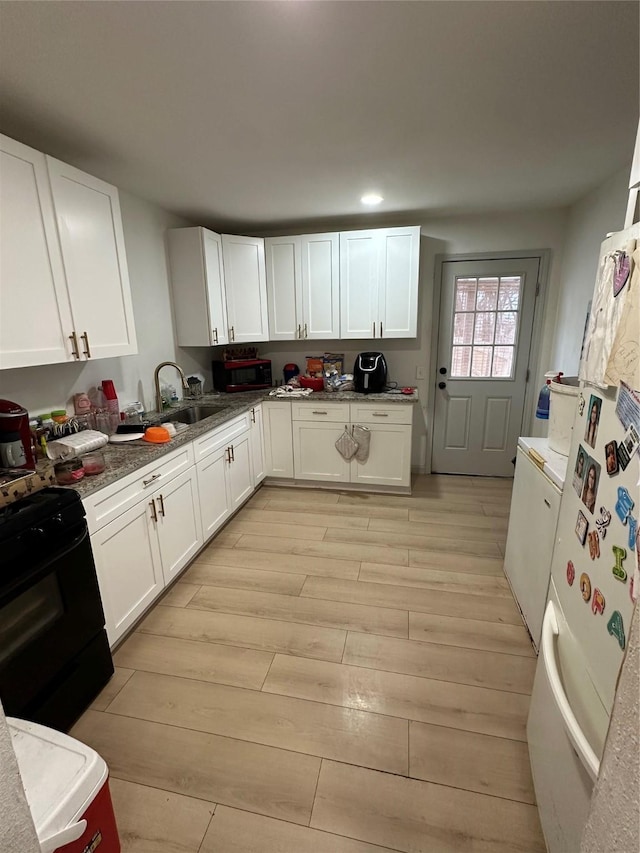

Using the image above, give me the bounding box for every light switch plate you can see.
[415,366,426,380]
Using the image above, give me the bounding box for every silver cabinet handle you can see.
[312,410,328,415]
[297,324,301,339]
[251,408,256,423]
[158,494,165,516]
[372,322,375,338]
[380,322,383,338]
[304,323,308,338]
[225,446,231,463]
[544,498,551,508]
[372,412,389,417]
[229,444,235,462]
[229,326,235,341]
[80,331,92,358]
[69,332,80,359]
[149,499,158,522]
[212,328,219,344]
[143,473,161,487]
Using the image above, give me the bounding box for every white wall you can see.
[550,166,630,374]
[0,702,39,853]
[256,208,569,470]
[0,190,196,416]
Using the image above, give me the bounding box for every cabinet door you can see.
[293,421,350,483]
[350,423,412,488]
[262,402,294,478]
[46,156,138,360]
[222,234,269,343]
[300,233,340,339]
[154,468,203,585]
[228,432,254,511]
[339,230,380,339]
[91,499,162,647]
[0,135,74,369]
[202,229,229,346]
[378,227,420,339]
[265,236,301,340]
[197,446,231,542]
[249,405,266,484]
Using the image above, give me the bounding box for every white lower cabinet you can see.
[153,467,203,585]
[249,405,265,485]
[262,402,294,478]
[293,420,351,483]
[197,446,232,541]
[350,422,412,488]
[228,431,254,510]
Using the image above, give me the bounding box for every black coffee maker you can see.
[353,352,388,393]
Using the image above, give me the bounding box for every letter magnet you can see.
[580,573,592,602]
[628,515,637,550]
[595,506,612,539]
[588,530,600,560]
[566,560,575,586]
[591,588,605,616]
[612,545,627,582]
[607,611,625,650]
[615,487,634,524]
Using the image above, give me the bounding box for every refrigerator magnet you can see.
[615,486,634,523]
[573,445,588,496]
[581,456,600,515]
[612,545,627,582]
[595,506,612,538]
[575,511,589,545]
[578,393,586,416]
[617,424,640,470]
[591,588,605,616]
[579,573,591,602]
[584,395,602,448]
[587,530,600,560]
[612,251,630,296]
[566,560,575,586]
[604,441,619,475]
[628,515,638,550]
[607,611,625,650]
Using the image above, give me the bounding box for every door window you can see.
[451,276,521,378]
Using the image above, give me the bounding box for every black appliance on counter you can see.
[212,357,272,393]
[353,352,388,393]
[0,488,113,731]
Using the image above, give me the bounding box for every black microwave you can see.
[212,358,272,393]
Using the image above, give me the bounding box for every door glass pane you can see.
[492,346,515,377]
[474,312,496,344]
[498,278,521,310]
[495,312,517,344]
[471,346,493,377]
[453,313,474,345]
[451,346,472,377]
[455,278,477,311]
[476,278,498,310]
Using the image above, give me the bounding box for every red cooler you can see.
[8,717,120,853]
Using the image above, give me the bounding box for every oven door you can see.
[0,518,107,718]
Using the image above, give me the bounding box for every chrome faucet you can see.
[153,361,190,411]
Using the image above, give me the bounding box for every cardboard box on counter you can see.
[0,461,57,508]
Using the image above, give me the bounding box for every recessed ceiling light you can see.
[361,193,383,206]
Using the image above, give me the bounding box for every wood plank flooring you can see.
[73,473,545,853]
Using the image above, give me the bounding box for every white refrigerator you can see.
[527,223,639,853]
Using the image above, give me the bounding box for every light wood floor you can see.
[73,474,546,853]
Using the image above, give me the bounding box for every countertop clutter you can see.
[66,390,418,499]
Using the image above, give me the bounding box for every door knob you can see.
[439,367,447,375]
[438,381,447,389]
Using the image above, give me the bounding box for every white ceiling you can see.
[0,1,638,232]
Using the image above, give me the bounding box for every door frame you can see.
[428,249,551,475]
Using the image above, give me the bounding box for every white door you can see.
[0,136,75,368]
[222,234,269,343]
[300,233,340,339]
[154,469,203,585]
[432,257,540,476]
[378,227,420,339]
[202,229,229,346]
[228,432,254,510]
[46,156,138,360]
[249,405,266,484]
[265,236,301,340]
[293,420,351,482]
[339,230,379,339]
[262,402,294,478]
[350,423,412,488]
[197,447,231,541]
[91,498,162,647]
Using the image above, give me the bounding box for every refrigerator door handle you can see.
[541,600,600,781]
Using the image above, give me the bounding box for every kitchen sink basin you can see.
[160,404,229,425]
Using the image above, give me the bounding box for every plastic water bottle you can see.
[536,380,551,419]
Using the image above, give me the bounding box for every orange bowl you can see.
[143,426,172,443]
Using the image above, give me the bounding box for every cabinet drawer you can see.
[194,413,251,460]
[84,443,194,535]
[292,402,351,423]
[350,403,413,425]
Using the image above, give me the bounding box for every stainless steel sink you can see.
[160,405,229,425]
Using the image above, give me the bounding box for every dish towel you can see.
[269,386,313,397]
[335,427,359,460]
[353,424,371,462]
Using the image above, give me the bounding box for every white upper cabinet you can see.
[340,226,420,340]
[266,233,340,341]
[222,234,269,343]
[46,156,138,360]
[0,135,75,368]
[0,134,138,369]
[168,227,229,347]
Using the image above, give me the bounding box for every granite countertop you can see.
[69,389,418,500]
